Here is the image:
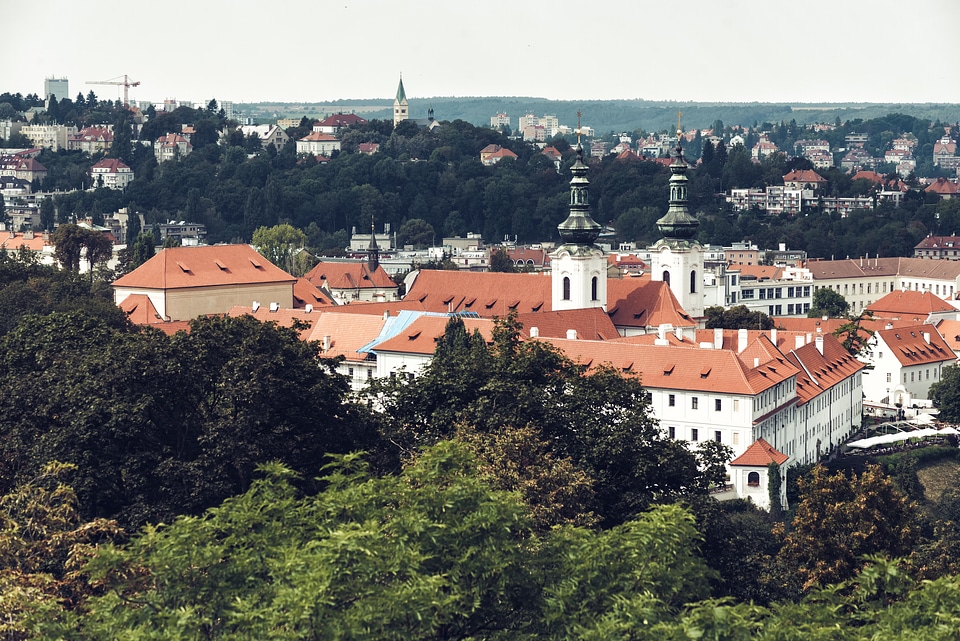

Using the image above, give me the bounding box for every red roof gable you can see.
[729,438,789,466]
[867,289,956,317]
[303,260,397,291]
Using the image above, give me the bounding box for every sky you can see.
[5,0,960,107]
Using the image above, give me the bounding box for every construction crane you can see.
[86,74,140,109]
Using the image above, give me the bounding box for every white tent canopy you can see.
[847,426,957,450]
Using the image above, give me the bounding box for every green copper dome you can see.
[557,145,601,245]
[656,141,700,240]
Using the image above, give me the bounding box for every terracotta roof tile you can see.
[729,438,789,466]
[113,245,296,290]
[303,260,397,291]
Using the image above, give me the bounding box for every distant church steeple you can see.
[551,111,607,312]
[367,217,380,271]
[393,74,408,128]
[650,112,705,319]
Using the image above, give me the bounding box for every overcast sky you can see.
[5,0,960,106]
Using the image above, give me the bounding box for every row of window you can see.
[666,425,742,446]
[667,395,733,412]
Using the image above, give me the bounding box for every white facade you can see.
[651,243,706,319]
[21,124,77,151]
[551,247,607,312]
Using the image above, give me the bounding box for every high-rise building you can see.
[44,76,69,101]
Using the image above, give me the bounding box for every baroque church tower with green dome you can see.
[649,117,706,320]
[551,115,607,312]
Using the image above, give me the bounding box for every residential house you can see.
[479,144,517,166]
[154,133,193,163]
[296,131,340,157]
[67,126,113,153]
[112,244,297,322]
[729,439,790,510]
[782,169,827,194]
[357,143,380,155]
[90,158,134,190]
[915,235,960,260]
[861,324,954,406]
[731,263,813,316]
[925,177,959,200]
[237,124,290,150]
[0,154,48,186]
[934,136,958,168]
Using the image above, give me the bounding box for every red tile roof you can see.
[307,312,386,362]
[876,325,955,367]
[729,438,788,466]
[91,158,131,172]
[607,279,696,329]
[926,178,960,196]
[317,113,367,128]
[303,260,397,291]
[517,308,620,341]
[113,244,296,290]
[784,334,867,406]
[404,270,553,316]
[120,295,192,335]
[783,169,826,183]
[866,289,956,317]
[373,315,496,355]
[293,278,334,308]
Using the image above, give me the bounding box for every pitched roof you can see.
[926,178,960,196]
[372,315,495,355]
[307,312,387,362]
[228,305,321,339]
[404,270,553,316]
[607,279,696,329]
[293,278,334,308]
[876,325,955,366]
[120,295,192,335]
[729,438,789,466]
[866,289,956,317]
[805,256,960,281]
[934,318,960,355]
[517,308,620,341]
[783,169,826,183]
[538,336,797,396]
[0,231,48,252]
[915,235,960,250]
[317,113,367,128]
[784,333,866,406]
[91,158,131,172]
[303,260,397,291]
[113,244,296,290]
[298,132,339,142]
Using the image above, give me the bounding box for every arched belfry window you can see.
[591,276,598,301]
[690,270,697,293]
[563,276,571,301]
[662,270,671,286]
[747,471,761,487]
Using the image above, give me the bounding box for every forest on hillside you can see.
[3,92,960,261]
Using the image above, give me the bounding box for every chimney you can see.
[530,327,539,338]
[383,310,390,320]
[305,304,313,313]
[806,332,812,344]
[815,334,824,355]
[885,323,893,330]
[566,329,577,340]
[795,335,805,349]
[252,301,260,312]
[322,335,331,351]
[738,328,748,353]
[675,326,684,341]
[924,332,931,344]
[754,357,760,367]
[714,327,723,350]
[770,328,777,345]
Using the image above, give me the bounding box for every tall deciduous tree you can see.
[778,464,918,591]
[252,223,307,275]
[807,287,850,318]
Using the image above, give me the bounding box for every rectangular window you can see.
[788,304,794,315]
[733,432,740,445]
[692,397,699,410]
[911,372,915,382]
[759,289,766,300]
[787,287,795,297]
[691,428,699,441]
[715,431,722,442]
[715,399,722,411]
[668,426,675,439]
[348,367,354,377]
[733,399,740,412]
[669,394,676,407]
[742,289,754,299]
[886,373,892,383]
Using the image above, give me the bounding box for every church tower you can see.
[393,74,408,127]
[367,218,380,272]
[551,118,606,312]
[649,116,705,319]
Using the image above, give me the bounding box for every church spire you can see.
[367,217,380,271]
[557,110,601,246]
[393,73,409,127]
[655,111,700,242]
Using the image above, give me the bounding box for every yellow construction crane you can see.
[86,74,140,108]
